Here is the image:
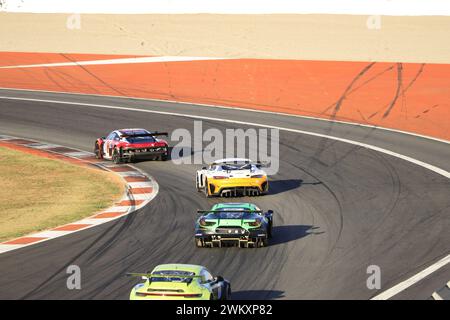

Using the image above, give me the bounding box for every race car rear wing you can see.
[208,160,270,168]
[127,273,202,284]
[127,272,201,279]
[121,131,168,138]
[149,131,169,137]
[197,209,264,215]
[256,160,270,167]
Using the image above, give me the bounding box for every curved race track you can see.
[0,89,449,300]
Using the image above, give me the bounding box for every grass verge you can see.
[0,146,125,242]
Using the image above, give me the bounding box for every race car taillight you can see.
[251,174,264,178]
[248,218,262,227]
[199,218,215,227]
[136,292,202,298]
[213,176,227,179]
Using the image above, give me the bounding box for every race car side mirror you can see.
[101,136,106,140]
[266,210,273,217]
[202,166,207,170]
[141,276,148,280]
[216,275,224,282]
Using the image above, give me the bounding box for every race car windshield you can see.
[150,270,196,283]
[125,136,156,143]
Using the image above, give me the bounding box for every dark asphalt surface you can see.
[0,89,448,300]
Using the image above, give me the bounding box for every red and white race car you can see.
[95,128,169,164]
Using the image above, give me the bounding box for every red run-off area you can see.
[0,52,448,141]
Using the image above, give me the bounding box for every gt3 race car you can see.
[128,264,231,300]
[195,203,273,248]
[95,128,169,164]
[196,158,269,197]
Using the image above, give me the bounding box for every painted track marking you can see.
[0,56,228,69]
[372,254,450,300]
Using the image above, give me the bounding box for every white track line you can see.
[1,94,449,298]
[431,292,443,300]
[372,254,450,300]
[1,87,449,145]
[0,56,228,69]
[127,182,155,189]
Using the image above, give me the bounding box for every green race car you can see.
[128,264,231,300]
[195,202,273,248]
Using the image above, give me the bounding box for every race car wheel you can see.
[225,286,232,300]
[94,142,102,159]
[112,149,122,164]
[195,238,204,248]
[196,175,203,192]
[204,180,211,198]
[268,224,273,239]
[161,147,169,161]
[221,284,230,300]
[261,238,269,247]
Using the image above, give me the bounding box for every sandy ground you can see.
[1,13,450,63]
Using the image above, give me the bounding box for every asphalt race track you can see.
[0,89,449,300]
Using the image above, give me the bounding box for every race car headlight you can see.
[251,174,265,178]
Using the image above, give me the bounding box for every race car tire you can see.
[225,285,231,300]
[268,224,273,239]
[112,148,122,164]
[204,180,211,198]
[94,142,102,159]
[196,175,203,192]
[221,284,230,300]
[195,238,204,248]
[261,238,269,247]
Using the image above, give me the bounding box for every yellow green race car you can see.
[128,264,231,300]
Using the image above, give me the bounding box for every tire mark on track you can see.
[283,159,344,256]
[383,63,404,118]
[320,148,402,269]
[320,62,376,117]
[403,63,425,94]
